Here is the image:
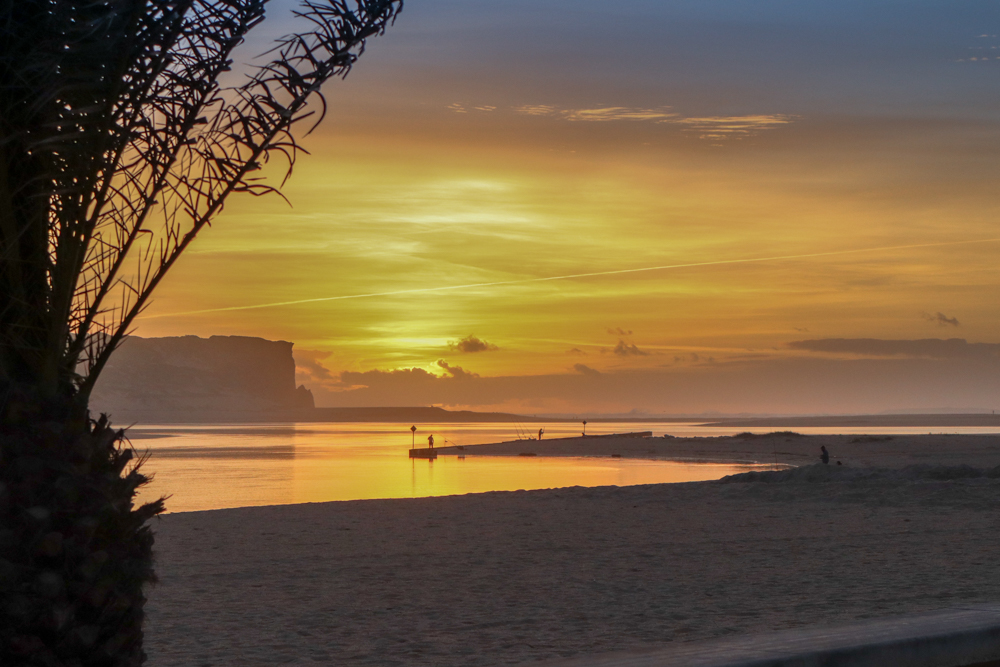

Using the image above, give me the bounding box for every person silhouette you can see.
[820,445,829,464]
[538,428,544,440]
[428,434,434,449]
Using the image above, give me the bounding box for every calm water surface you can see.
[130,421,737,512]
[131,421,1000,513]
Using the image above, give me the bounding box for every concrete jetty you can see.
[408,447,438,459]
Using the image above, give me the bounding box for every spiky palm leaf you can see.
[0,1,402,663]
[1,0,402,398]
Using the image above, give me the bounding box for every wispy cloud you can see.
[957,35,1000,62]
[922,311,960,327]
[506,104,794,139]
[514,105,676,122]
[670,114,796,140]
[573,363,601,376]
[514,104,560,116]
[447,103,497,113]
[672,352,715,364]
[564,107,678,122]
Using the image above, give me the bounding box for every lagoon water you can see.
[130,421,737,512]
[130,421,1000,513]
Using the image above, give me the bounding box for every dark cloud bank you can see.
[449,335,499,353]
[304,338,1000,414]
[612,340,649,357]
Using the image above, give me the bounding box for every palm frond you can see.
[0,0,403,399]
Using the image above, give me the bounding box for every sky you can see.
[131,0,1000,415]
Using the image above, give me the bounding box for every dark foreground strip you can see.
[529,604,1000,667]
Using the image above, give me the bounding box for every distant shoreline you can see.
[699,413,1000,428]
[105,406,1000,427]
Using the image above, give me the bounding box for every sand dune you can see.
[145,434,1000,666]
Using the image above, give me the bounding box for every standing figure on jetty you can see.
[820,445,830,464]
[428,435,435,449]
[538,428,544,440]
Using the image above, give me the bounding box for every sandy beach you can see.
[144,434,1000,666]
[436,432,1000,468]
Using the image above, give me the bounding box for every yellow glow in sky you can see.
[131,1,1000,414]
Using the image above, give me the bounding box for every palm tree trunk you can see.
[0,385,163,666]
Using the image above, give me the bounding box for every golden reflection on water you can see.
[131,422,773,513]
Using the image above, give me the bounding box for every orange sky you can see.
[131,1,1000,414]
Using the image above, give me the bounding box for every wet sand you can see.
[144,434,1000,666]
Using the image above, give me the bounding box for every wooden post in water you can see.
[410,425,416,449]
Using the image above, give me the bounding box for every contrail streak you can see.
[139,237,1000,319]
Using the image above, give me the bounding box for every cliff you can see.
[89,335,314,420]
